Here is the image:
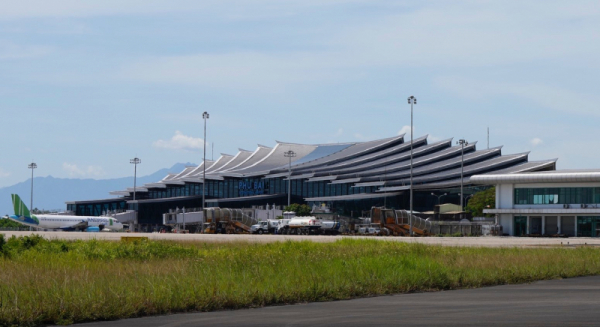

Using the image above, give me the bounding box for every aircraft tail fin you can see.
[11,194,31,218]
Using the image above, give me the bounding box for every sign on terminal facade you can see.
[238,180,267,197]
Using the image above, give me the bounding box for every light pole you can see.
[130,157,141,201]
[457,139,469,210]
[28,162,37,214]
[431,192,447,205]
[284,150,296,207]
[461,193,474,208]
[202,111,209,215]
[407,95,417,236]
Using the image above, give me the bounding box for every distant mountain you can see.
[0,163,195,216]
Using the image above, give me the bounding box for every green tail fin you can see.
[11,194,31,218]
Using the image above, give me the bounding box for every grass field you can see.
[1,234,600,326]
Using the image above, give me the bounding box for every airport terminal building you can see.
[66,134,557,230]
[473,170,600,237]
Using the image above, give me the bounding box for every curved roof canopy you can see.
[471,169,600,185]
[111,134,557,196]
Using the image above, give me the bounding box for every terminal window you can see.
[515,187,600,205]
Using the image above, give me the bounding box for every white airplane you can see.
[8,194,124,231]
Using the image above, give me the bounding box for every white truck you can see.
[318,220,341,235]
[356,224,382,235]
[250,219,280,234]
[278,217,322,235]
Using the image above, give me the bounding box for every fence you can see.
[428,222,483,236]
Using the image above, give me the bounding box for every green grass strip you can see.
[0,234,598,326]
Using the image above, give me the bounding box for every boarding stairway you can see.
[204,208,259,233]
[372,207,432,236]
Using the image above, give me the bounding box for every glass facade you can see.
[514,187,600,205]
[514,216,527,236]
[67,175,489,226]
[577,216,600,237]
[67,200,127,216]
[512,216,583,237]
[134,178,382,201]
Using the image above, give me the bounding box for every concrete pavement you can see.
[74,276,600,326]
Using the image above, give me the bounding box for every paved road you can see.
[2,231,598,247]
[76,276,600,326]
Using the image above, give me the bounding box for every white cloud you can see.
[334,128,343,137]
[110,1,600,96]
[62,163,106,178]
[354,133,367,140]
[398,125,414,136]
[0,41,53,60]
[153,131,204,151]
[428,135,442,143]
[0,168,10,178]
[0,1,196,19]
[0,1,371,20]
[119,51,343,93]
[531,138,544,146]
[434,76,600,117]
[337,1,600,69]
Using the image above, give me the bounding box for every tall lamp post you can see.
[130,157,141,201]
[407,95,417,236]
[28,162,37,214]
[461,193,474,208]
[284,150,296,207]
[431,192,447,205]
[202,111,209,216]
[457,139,469,210]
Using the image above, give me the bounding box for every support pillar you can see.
[542,216,545,235]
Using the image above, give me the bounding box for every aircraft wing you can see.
[60,220,88,230]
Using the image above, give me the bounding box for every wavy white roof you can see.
[112,134,556,195]
[471,168,599,184]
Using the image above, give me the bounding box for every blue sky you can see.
[1,1,599,188]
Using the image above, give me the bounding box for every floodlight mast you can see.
[130,158,141,201]
[464,193,474,206]
[431,192,447,205]
[407,95,417,236]
[28,162,37,214]
[202,111,209,229]
[457,139,469,210]
[284,150,296,207]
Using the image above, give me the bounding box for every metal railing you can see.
[395,210,432,234]
[217,208,259,228]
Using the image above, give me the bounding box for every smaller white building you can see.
[471,170,600,237]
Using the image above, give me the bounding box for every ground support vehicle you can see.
[318,220,341,235]
[204,220,249,234]
[279,217,322,235]
[251,220,280,234]
[355,224,382,235]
